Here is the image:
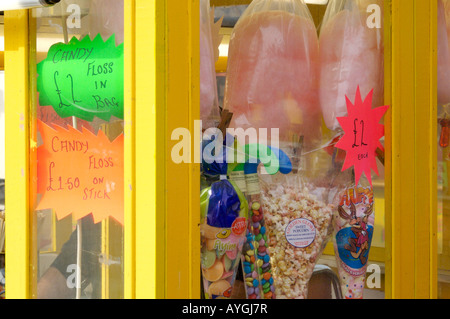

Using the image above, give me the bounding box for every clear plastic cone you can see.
[332,175,375,299]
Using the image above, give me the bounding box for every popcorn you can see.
[261,183,334,299]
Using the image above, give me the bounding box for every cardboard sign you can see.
[36,120,124,225]
[335,87,389,187]
[37,34,124,122]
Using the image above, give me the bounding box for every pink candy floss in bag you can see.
[319,0,384,131]
[438,0,450,106]
[224,0,321,150]
[200,0,221,128]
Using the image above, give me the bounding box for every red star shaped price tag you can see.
[335,87,389,187]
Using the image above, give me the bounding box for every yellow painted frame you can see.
[4,10,32,299]
[165,0,201,299]
[125,0,201,298]
[125,0,167,299]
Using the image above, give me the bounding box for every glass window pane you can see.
[202,0,386,300]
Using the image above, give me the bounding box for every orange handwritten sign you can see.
[37,120,124,225]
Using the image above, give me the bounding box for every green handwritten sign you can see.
[37,34,124,121]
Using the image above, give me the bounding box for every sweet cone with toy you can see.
[332,172,375,299]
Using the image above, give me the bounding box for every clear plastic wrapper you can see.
[438,0,450,106]
[319,0,384,131]
[257,147,343,299]
[332,172,374,299]
[200,140,249,299]
[229,164,265,299]
[242,163,277,299]
[200,0,221,129]
[223,0,322,151]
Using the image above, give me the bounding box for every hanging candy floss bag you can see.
[438,0,450,107]
[200,0,222,129]
[319,0,384,132]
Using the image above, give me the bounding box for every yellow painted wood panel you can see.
[133,0,166,299]
[4,10,31,299]
[389,0,416,298]
[413,0,438,299]
[166,0,201,299]
[124,0,136,300]
[387,0,438,299]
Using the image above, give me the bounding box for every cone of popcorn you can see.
[332,174,374,299]
[259,174,336,298]
[255,144,340,299]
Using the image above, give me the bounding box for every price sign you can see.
[37,34,124,121]
[36,120,124,225]
[335,87,389,187]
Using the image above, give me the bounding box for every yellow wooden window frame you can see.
[4,9,32,299]
[386,0,438,299]
[125,0,201,299]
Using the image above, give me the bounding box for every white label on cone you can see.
[285,218,316,248]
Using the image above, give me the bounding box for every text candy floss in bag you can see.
[319,0,384,131]
[333,184,374,299]
[200,176,249,299]
[224,0,321,149]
